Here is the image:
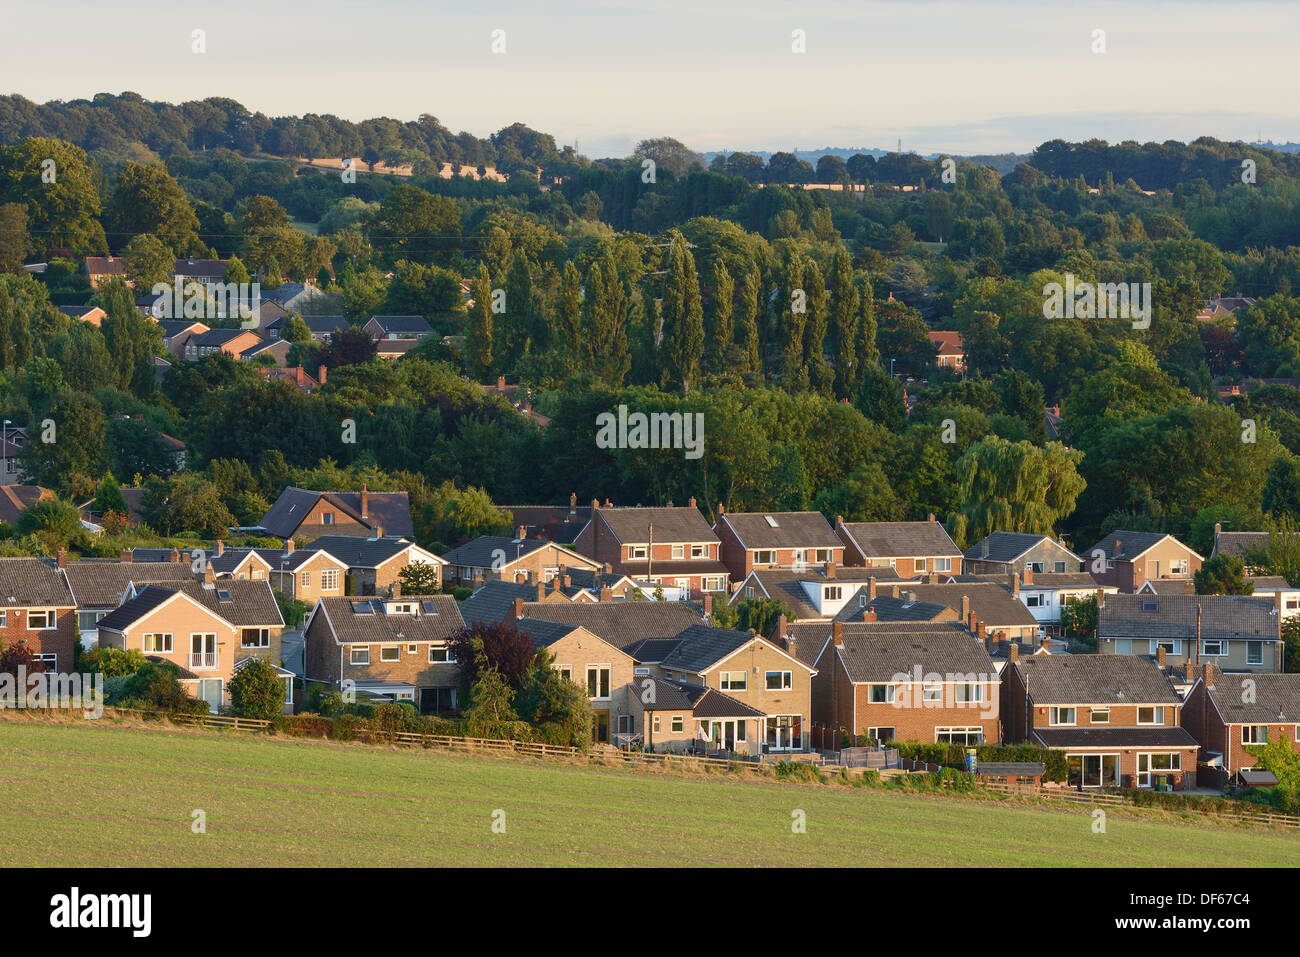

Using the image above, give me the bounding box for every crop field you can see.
[2,719,1296,867]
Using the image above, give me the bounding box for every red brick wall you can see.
[0,607,76,672]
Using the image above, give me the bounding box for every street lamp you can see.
[889,358,896,379]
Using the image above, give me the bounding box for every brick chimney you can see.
[776,614,787,641]
[688,496,697,509]
[318,364,327,385]
[824,561,835,579]
[716,502,725,518]
[215,539,224,557]
[703,593,713,616]
[391,581,402,598]
[1156,645,1167,667]
[563,573,572,590]
[599,585,612,602]
[1113,538,1122,559]
[497,375,506,389]
[863,607,877,622]
[1203,662,1215,688]
[1008,642,1019,663]
[569,491,577,512]
[836,514,844,528]
[928,513,936,522]
[57,546,66,569]
[833,622,845,647]
[517,525,526,540]
[1040,636,1051,653]
[510,597,524,621]
[1183,658,1194,681]
[967,610,978,633]
[927,572,939,584]
[361,483,369,521]
[120,548,132,563]
[1009,572,1020,598]
[960,595,971,621]
[787,634,798,660]
[203,563,215,586]
[169,547,180,563]
[591,498,600,509]
[285,538,295,555]
[868,576,877,601]
[371,525,383,540]
[1023,566,1033,586]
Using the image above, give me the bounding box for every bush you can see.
[228,657,287,719]
[121,661,197,712]
[83,646,148,678]
[372,701,420,734]
[774,761,826,784]
[334,713,364,741]
[892,741,1068,783]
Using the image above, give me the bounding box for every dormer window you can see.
[824,586,842,601]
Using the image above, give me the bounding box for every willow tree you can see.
[948,437,1085,546]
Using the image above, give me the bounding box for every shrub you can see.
[774,761,826,784]
[334,713,364,741]
[83,646,148,678]
[121,661,196,712]
[372,701,420,734]
[228,657,287,719]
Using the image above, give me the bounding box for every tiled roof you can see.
[1014,654,1183,706]
[1213,531,1271,561]
[368,315,433,334]
[1246,576,1293,591]
[1099,594,1277,642]
[1033,727,1198,749]
[301,534,429,569]
[314,595,463,645]
[1024,573,1098,589]
[963,531,1080,566]
[0,557,75,607]
[657,624,759,674]
[1087,530,1198,562]
[458,580,543,627]
[63,561,194,608]
[95,585,177,631]
[258,486,413,539]
[590,506,719,545]
[499,504,593,543]
[641,677,765,718]
[717,511,840,549]
[513,616,581,648]
[173,258,228,277]
[835,592,955,623]
[0,486,56,526]
[833,622,993,683]
[927,330,963,356]
[621,637,683,663]
[441,535,552,569]
[838,521,961,559]
[516,601,704,650]
[1205,672,1300,725]
[737,567,902,621]
[875,581,1038,628]
[174,580,284,627]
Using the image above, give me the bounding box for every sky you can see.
[1,0,1297,157]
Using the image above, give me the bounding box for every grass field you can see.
[3,718,1297,867]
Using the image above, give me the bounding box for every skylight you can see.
[351,600,374,614]
[764,516,779,527]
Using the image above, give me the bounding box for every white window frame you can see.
[143,632,173,653]
[350,646,370,665]
[935,727,983,744]
[753,550,776,565]
[934,557,952,573]
[629,545,647,560]
[691,544,707,558]
[1241,725,1267,745]
[671,544,684,560]
[1049,707,1076,727]
[720,670,747,691]
[1137,706,1165,725]
[670,715,683,733]
[27,609,57,630]
[868,684,895,704]
[587,665,611,700]
[764,670,792,691]
[429,644,452,663]
[1201,639,1225,657]
[241,627,270,649]
[1247,641,1264,665]
[321,569,339,591]
[1090,707,1110,724]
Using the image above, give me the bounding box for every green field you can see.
[2,719,1296,867]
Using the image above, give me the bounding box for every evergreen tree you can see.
[502,249,536,366]
[0,283,12,371]
[854,274,879,382]
[829,249,859,397]
[466,263,493,379]
[555,260,582,370]
[777,246,807,391]
[660,234,704,393]
[223,256,251,284]
[739,264,762,376]
[706,260,734,371]
[582,255,631,388]
[801,259,831,394]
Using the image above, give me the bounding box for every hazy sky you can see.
[2,0,1297,156]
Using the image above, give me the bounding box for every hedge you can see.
[892,741,1069,783]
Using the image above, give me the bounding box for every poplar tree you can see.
[777,246,807,392]
[706,260,734,371]
[555,260,582,369]
[660,235,704,393]
[502,249,536,365]
[829,248,859,398]
[466,263,493,379]
[801,260,831,394]
[739,264,762,376]
[855,274,880,382]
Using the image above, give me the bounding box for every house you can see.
[835,516,963,577]
[85,256,128,289]
[303,594,464,713]
[363,315,433,340]
[173,258,230,285]
[374,338,421,359]
[1097,592,1283,673]
[253,299,288,334]
[1196,295,1256,322]
[632,678,766,754]
[257,485,414,542]
[241,338,292,366]
[555,566,641,601]
[840,578,1040,642]
[1085,531,1202,593]
[835,591,957,624]
[95,573,286,713]
[731,565,899,621]
[1,426,28,483]
[0,555,78,672]
[1001,653,1199,790]
[0,485,56,525]
[137,292,170,320]
[1245,576,1300,619]
[183,328,262,361]
[266,314,350,342]
[962,531,1083,576]
[459,580,563,627]
[265,282,326,313]
[502,599,705,653]
[571,501,730,598]
[498,494,592,543]
[1015,570,1117,635]
[483,376,552,426]
[440,528,600,588]
[804,619,998,748]
[157,320,210,360]
[713,506,843,582]
[928,330,965,372]
[299,533,445,596]
[512,614,639,745]
[1209,524,1271,572]
[257,365,323,391]
[63,558,195,648]
[1182,667,1300,782]
[57,305,107,327]
[77,487,150,528]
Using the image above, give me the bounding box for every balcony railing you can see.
[191,652,217,669]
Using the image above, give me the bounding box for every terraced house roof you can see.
[0,557,75,607]
[63,561,195,608]
[838,520,962,559]
[1014,654,1183,706]
[832,622,993,683]
[1204,671,1300,725]
[313,595,463,645]
[718,511,840,549]
[1099,594,1277,642]
[589,506,718,545]
[515,601,704,650]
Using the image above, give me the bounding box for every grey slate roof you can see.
[441,535,551,569]
[513,616,581,648]
[0,558,76,607]
[621,637,683,663]
[832,622,993,683]
[658,624,759,674]
[963,532,1078,564]
[64,561,194,608]
[877,581,1039,628]
[175,580,284,628]
[590,506,718,545]
[1099,594,1277,642]
[259,487,413,539]
[1033,727,1199,749]
[718,511,840,549]
[1246,576,1293,591]
[1087,530,1197,562]
[515,601,704,650]
[458,580,542,626]
[500,504,592,543]
[838,520,961,559]
[301,534,425,569]
[1212,531,1271,561]
[368,315,432,335]
[1024,572,1099,590]
[1015,654,1183,706]
[738,567,902,621]
[314,594,463,645]
[648,678,765,718]
[1205,672,1300,724]
[95,585,177,631]
[835,592,955,624]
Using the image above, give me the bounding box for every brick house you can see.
[184,328,262,360]
[258,485,414,542]
[571,501,729,598]
[1181,667,1300,782]
[363,315,433,340]
[63,558,195,649]
[962,531,1083,576]
[835,517,963,577]
[440,528,599,587]
[1001,653,1200,790]
[303,594,464,713]
[1209,525,1271,573]
[803,620,998,748]
[0,556,77,673]
[841,578,1040,643]
[301,534,445,596]
[631,678,766,754]
[1010,569,1116,636]
[928,330,965,372]
[1098,593,1283,674]
[713,506,843,582]
[1084,531,1202,593]
[157,320,210,360]
[729,566,902,621]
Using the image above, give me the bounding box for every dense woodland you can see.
[4,94,1300,564]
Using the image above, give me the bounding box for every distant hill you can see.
[702,147,1028,175]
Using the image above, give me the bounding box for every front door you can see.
[675,578,690,600]
[592,710,609,744]
[196,679,222,714]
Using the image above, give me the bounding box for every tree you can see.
[370,184,461,264]
[239,195,290,232]
[465,262,493,378]
[705,260,734,372]
[105,163,201,254]
[0,641,45,677]
[829,249,859,397]
[1060,594,1098,647]
[812,462,903,522]
[0,137,108,256]
[1194,554,1254,595]
[283,314,312,344]
[228,657,287,719]
[734,597,793,635]
[633,137,704,177]
[555,260,582,365]
[739,264,763,375]
[91,474,129,516]
[659,234,704,392]
[462,666,530,740]
[123,233,175,293]
[447,622,538,691]
[223,256,251,285]
[97,277,163,394]
[15,496,81,548]
[20,391,107,495]
[0,202,29,272]
[323,327,378,367]
[801,259,831,394]
[397,561,441,596]
[949,438,1086,546]
[82,646,147,678]
[515,650,593,748]
[121,660,200,712]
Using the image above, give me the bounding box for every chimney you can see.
[890,584,900,599]
[1040,636,1051,653]
[569,491,577,511]
[863,607,877,622]
[975,617,984,638]
[961,595,971,622]
[517,525,526,540]
[203,563,215,586]
[510,597,524,620]
[868,576,877,600]
[1214,521,1222,537]
[1156,645,1167,667]
[1114,538,1122,559]
[1008,642,1019,663]
[215,539,224,557]
[1202,662,1215,688]
[361,484,369,520]
[689,496,697,509]
[1023,566,1033,586]
[787,635,798,660]
[497,375,506,390]
[927,572,939,585]
[57,546,66,569]
[833,622,844,647]
[372,525,383,539]
[1183,658,1194,681]
[836,514,844,528]
[599,585,612,602]
[119,549,131,563]
[391,581,402,598]
[928,513,936,523]
[285,538,295,555]
[591,498,600,509]
[1009,572,1020,598]
[603,563,612,575]
[824,561,835,579]
[716,502,725,518]
[1095,588,1105,608]
[906,590,918,603]
[776,614,788,641]
[169,547,180,563]
[318,364,327,385]
[563,574,572,590]
[703,593,713,616]
[967,610,978,633]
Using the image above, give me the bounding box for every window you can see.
[190,633,217,670]
[1247,641,1264,665]
[671,544,684,560]
[77,611,105,631]
[652,715,661,733]
[629,546,647,560]
[754,550,776,565]
[0,611,6,627]
[936,727,983,744]
[616,715,633,734]
[380,645,400,662]
[720,671,746,691]
[1090,707,1110,724]
[27,609,56,629]
[934,557,952,573]
[955,683,983,704]
[252,569,264,580]
[1202,640,1224,657]
[241,628,270,649]
[429,645,452,663]
[1170,559,1189,575]
[143,633,173,653]
[300,571,312,589]
[1114,639,1133,655]
[350,646,370,665]
[321,512,334,525]
[813,549,833,564]
[321,569,339,591]
[33,653,57,672]
[587,666,611,699]
[824,586,842,601]
[745,586,755,599]
[1049,707,1076,726]
[691,545,707,558]
[1137,706,1165,725]
[670,716,684,733]
[914,558,927,572]
[765,671,792,691]
[1054,561,1067,573]
[1137,752,1180,787]
[867,726,895,744]
[868,684,895,704]
[1026,593,1044,608]
[633,667,649,676]
[556,666,572,682]
[922,682,942,702]
[1028,562,1045,573]
[1242,725,1268,745]
[1149,639,1181,656]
